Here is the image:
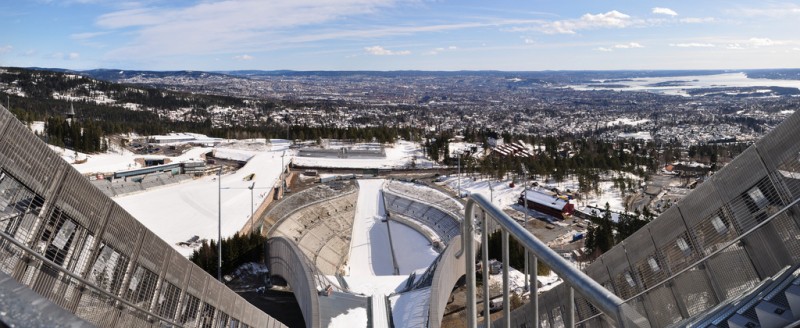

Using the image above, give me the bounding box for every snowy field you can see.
[618,131,652,140]
[49,141,211,174]
[292,140,436,169]
[486,266,562,295]
[443,173,632,214]
[606,118,649,127]
[444,176,524,209]
[114,141,291,256]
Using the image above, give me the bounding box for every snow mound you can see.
[328,307,367,328]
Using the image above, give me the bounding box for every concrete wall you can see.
[268,237,321,328]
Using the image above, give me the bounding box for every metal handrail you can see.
[576,196,800,325]
[462,193,650,328]
[0,230,184,327]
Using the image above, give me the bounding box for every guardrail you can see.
[0,229,184,327]
[577,197,800,326]
[462,193,650,328]
[0,104,281,328]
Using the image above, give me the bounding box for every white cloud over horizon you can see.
[652,7,678,16]
[70,31,110,40]
[426,46,457,55]
[594,42,643,51]
[4,0,799,70]
[670,43,715,47]
[364,45,411,56]
[614,42,643,49]
[679,17,715,23]
[542,10,632,34]
[731,4,800,18]
[96,0,403,58]
[726,38,786,50]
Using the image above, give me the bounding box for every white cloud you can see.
[748,38,779,47]
[732,4,800,17]
[794,47,800,51]
[233,54,254,60]
[726,38,784,50]
[594,42,643,52]
[364,46,410,56]
[70,31,109,40]
[542,10,632,34]
[97,0,405,58]
[426,45,457,55]
[49,51,80,60]
[670,43,715,48]
[614,42,643,49]
[652,7,678,16]
[524,38,535,44]
[679,17,715,23]
[0,45,12,54]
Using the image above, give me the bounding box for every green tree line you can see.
[189,232,267,277]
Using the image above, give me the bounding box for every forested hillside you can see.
[0,67,419,148]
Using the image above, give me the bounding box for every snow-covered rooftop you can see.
[523,189,570,211]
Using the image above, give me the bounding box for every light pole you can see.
[217,167,222,282]
[281,150,285,173]
[457,151,462,198]
[489,180,493,203]
[248,181,255,233]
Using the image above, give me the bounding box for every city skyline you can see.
[1,0,799,71]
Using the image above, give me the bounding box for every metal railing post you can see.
[463,193,650,328]
[568,287,575,328]
[524,250,529,291]
[482,210,491,327]
[465,199,478,328]
[530,252,538,328]
[502,229,510,328]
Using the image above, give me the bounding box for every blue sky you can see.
[1,0,799,71]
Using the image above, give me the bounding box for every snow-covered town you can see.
[29,119,714,326]
[3,1,800,326]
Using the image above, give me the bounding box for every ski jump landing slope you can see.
[347,179,394,276]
